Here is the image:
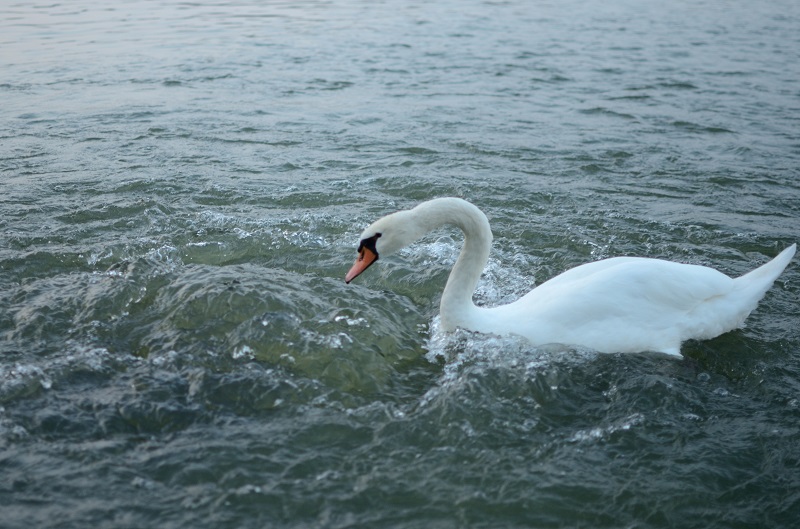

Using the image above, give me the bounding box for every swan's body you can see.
[345,198,795,356]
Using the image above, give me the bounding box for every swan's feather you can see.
[347,198,795,356]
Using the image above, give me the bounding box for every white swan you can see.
[345,197,795,356]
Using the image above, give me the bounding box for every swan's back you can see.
[479,245,796,356]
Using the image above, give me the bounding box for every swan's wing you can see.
[500,258,736,354]
[526,257,734,312]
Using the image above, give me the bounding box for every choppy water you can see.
[2,1,799,527]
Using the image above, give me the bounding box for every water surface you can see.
[2,1,799,527]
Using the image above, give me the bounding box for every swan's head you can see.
[345,209,418,284]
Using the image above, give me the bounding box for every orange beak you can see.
[345,247,378,283]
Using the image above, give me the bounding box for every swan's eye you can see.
[357,233,381,256]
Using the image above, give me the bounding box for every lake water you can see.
[2,1,799,527]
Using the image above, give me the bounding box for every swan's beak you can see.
[345,247,378,283]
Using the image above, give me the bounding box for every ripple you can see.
[671,120,735,134]
[2,0,799,527]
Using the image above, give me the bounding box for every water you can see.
[2,0,799,527]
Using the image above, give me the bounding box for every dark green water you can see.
[2,1,799,527]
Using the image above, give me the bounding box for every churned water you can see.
[2,1,799,527]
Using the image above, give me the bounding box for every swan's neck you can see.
[410,198,492,330]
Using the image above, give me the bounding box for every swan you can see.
[344,197,795,356]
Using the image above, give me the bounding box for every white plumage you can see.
[346,198,795,356]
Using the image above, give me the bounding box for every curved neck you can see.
[409,198,492,329]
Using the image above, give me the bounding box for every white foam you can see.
[568,412,645,443]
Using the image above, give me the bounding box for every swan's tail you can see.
[687,244,794,342]
[732,243,795,305]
